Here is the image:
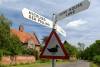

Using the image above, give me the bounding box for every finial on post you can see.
[52,13,57,31]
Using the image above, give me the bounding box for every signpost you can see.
[22,8,66,37]
[56,0,90,21]
[22,0,90,67]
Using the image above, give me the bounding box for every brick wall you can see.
[0,56,36,65]
[0,56,11,65]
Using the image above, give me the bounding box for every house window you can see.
[28,40,35,49]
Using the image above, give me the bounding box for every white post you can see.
[51,13,57,67]
[52,13,57,30]
[52,59,56,67]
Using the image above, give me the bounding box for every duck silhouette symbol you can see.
[47,45,59,53]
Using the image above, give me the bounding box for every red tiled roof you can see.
[11,29,40,46]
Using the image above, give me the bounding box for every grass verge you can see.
[90,62,99,67]
[4,60,68,67]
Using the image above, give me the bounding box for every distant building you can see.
[11,25,40,52]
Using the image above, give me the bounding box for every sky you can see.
[0,0,100,47]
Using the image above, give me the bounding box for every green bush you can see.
[90,62,98,67]
[22,48,39,60]
[0,50,3,60]
[93,55,100,63]
[0,64,6,67]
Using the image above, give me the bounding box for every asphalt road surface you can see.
[43,60,90,67]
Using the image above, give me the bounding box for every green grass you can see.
[9,63,50,67]
[5,60,67,67]
[90,62,98,67]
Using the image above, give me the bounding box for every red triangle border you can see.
[40,30,69,59]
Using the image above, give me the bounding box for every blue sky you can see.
[0,0,100,47]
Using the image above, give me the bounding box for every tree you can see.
[78,42,85,51]
[77,42,85,59]
[7,35,24,56]
[0,15,23,57]
[64,41,78,58]
[0,15,11,49]
[82,40,100,61]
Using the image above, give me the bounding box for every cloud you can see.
[0,0,5,4]
[0,0,100,47]
[66,19,88,28]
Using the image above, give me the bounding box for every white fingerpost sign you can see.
[56,0,90,21]
[22,8,53,28]
[22,8,66,36]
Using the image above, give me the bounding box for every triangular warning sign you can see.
[40,30,69,59]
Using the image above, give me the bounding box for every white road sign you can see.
[56,0,90,21]
[22,8,53,28]
[40,30,69,59]
[41,32,65,57]
[22,8,66,36]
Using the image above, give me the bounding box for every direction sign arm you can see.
[22,8,66,36]
[56,0,90,21]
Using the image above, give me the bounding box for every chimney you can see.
[19,25,24,32]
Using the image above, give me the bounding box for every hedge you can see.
[93,55,100,63]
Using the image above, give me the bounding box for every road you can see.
[43,60,90,67]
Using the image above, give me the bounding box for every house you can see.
[11,25,40,52]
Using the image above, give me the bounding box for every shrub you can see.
[93,55,100,63]
[0,64,6,67]
[90,62,98,67]
[22,48,39,60]
[0,50,3,60]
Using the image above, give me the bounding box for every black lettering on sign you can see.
[71,2,83,10]
[29,11,32,19]
[35,14,39,18]
[59,10,67,16]
[29,14,31,19]
[76,3,82,8]
[58,2,83,17]
[38,19,44,24]
[69,8,72,11]
[66,10,75,16]
[45,22,50,26]
[38,16,46,24]
[31,13,34,20]
[31,12,36,21]
[33,17,37,21]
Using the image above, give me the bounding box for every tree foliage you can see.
[0,15,23,57]
[64,41,78,58]
[81,40,100,63]
[78,42,85,51]
[0,15,11,48]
